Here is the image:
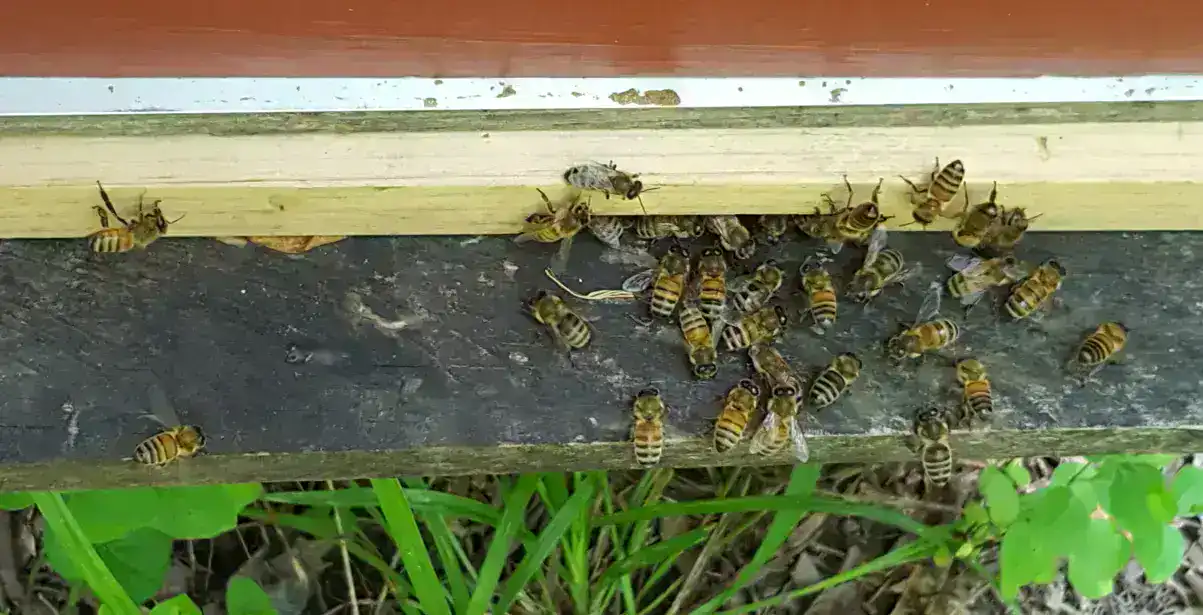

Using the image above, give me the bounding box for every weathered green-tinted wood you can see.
[0,230,1198,490]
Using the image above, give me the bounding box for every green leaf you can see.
[979,467,1021,528]
[1030,486,1089,559]
[63,489,160,543]
[1127,454,1181,469]
[999,521,1056,599]
[227,577,279,615]
[601,527,710,583]
[47,527,173,604]
[1109,465,1163,537]
[1051,462,1092,487]
[33,493,142,615]
[1173,466,1203,516]
[371,478,451,615]
[1003,460,1032,487]
[465,474,538,615]
[152,484,262,539]
[1141,525,1184,584]
[1067,519,1127,599]
[0,492,34,510]
[150,595,202,615]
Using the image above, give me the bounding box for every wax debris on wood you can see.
[215,235,347,253]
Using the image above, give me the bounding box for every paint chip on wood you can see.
[496,85,517,98]
[607,88,682,106]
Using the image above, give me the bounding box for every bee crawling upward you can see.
[714,379,760,453]
[720,305,788,352]
[89,181,183,253]
[886,282,961,363]
[705,215,756,260]
[811,176,893,254]
[912,407,954,489]
[899,157,966,227]
[587,216,633,249]
[730,259,785,313]
[955,359,994,427]
[757,215,792,245]
[563,161,656,212]
[1004,258,1066,321]
[748,342,804,398]
[631,387,666,466]
[694,248,729,322]
[749,385,809,462]
[528,290,592,352]
[800,258,838,334]
[951,181,1002,249]
[847,226,919,303]
[132,385,206,467]
[982,202,1040,255]
[678,301,719,380]
[945,253,1028,312]
[1068,322,1129,384]
[514,188,592,272]
[807,353,862,410]
[634,215,705,241]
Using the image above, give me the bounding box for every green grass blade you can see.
[32,492,142,615]
[691,464,820,615]
[600,527,711,584]
[465,474,540,615]
[594,494,926,534]
[370,478,452,615]
[264,488,505,526]
[401,479,470,611]
[496,478,598,614]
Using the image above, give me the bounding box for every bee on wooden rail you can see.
[1004,258,1066,321]
[1068,322,1129,384]
[955,359,994,428]
[945,254,1028,313]
[982,203,1040,255]
[807,353,862,411]
[586,216,632,250]
[899,157,965,227]
[714,379,760,453]
[748,342,804,400]
[951,182,1002,249]
[634,215,704,241]
[912,407,954,489]
[811,176,892,253]
[631,387,666,466]
[514,188,592,273]
[705,215,756,260]
[89,182,184,253]
[800,258,838,335]
[757,215,792,245]
[750,385,809,462]
[527,290,592,354]
[886,283,961,363]
[847,227,919,304]
[563,160,657,213]
[132,385,206,467]
[678,301,719,380]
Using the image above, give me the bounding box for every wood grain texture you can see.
[3,121,1203,238]
[0,0,1200,77]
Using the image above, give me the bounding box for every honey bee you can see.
[89,182,183,253]
[678,301,719,380]
[705,215,756,260]
[757,215,792,245]
[913,407,954,488]
[887,283,961,362]
[514,189,592,272]
[715,379,760,453]
[899,158,966,227]
[694,248,729,321]
[632,387,666,466]
[634,215,705,240]
[527,290,592,351]
[133,385,206,467]
[749,385,809,462]
[952,182,1002,249]
[563,161,656,212]
[982,205,1040,254]
[813,176,892,253]
[748,342,804,395]
[587,216,633,249]
[807,353,862,410]
[945,254,1028,312]
[1004,259,1066,321]
[847,226,919,303]
[621,245,691,320]
[955,359,994,427]
[800,259,838,334]
[720,305,788,351]
[1068,322,1129,383]
[730,260,785,313]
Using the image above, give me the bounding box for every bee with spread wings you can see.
[847,226,921,303]
[749,384,809,463]
[945,253,1029,312]
[132,384,207,468]
[513,189,592,273]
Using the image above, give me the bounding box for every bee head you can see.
[772,305,789,327]
[1114,322,1130,333]
[761,259,779,269]
[570,201,592,222]
[179,425,207,451]
[737,379,760,396]
[773,385,796,398]
[637,386,660,398]
[836,352,862,373]
[1046,259,1067,276]
[694,363,718,380]
[701,247,722,259]
[668,244,689,258]
[956,359,986,381]
[625,181,643,200]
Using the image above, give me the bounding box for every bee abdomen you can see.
[90,230,133,253]
[720,325,749,351]
[633,436,663,466]
[134,433,178,466]
[922,444,954,486]
[699,293,726,321]
[931,163,966,202]
[1077,335,1114,366]
[714,416,747,453]
[1004,283,1046,319]
[558,318,591,349]
[810,294,838,327]
[808,371,849,409]
[651,292,681,318]
[963,381,994,419]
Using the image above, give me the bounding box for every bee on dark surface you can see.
[587,215,633,249]
[757,215,792,245]
[563,161,657,212]
[715,379,760,453]
[847,226,919,303]
[1004,258,1066,321]
[1069,322,1129,383]
[955,359,994,427]
[705,215,756,260]
[887,283,961,363]
[514,189,592,273]
[800,258,838,334]
[634,215,705,241]
[951,182,1002,249]
[811,176,892,254]
[899,157,966,227]
[694,248,729,322]
[748,342,804,395]
[632,387,666,466]
[678,301,719,380]
[750,385,809,462]
[945,253,1028,312]
[89,182,183,253]
[982,205,1040,254]
[527,290,592,351]
[807,353,862,410]
[913,407,954,488]
[133,385,206,467]
[621,245,691,320]
[720,305,788,351]
[730,259,785,313]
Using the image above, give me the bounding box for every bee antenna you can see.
[166,212,187,224]
[637,194,648,216]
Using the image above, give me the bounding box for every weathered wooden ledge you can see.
[2,101,1203,238]
[0,231,1198,490]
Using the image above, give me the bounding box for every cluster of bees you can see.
[520,159,1131,488]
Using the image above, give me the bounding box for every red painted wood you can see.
[1,0,1199,78]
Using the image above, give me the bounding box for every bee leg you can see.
[627,314,655,327]
[897,175,923,202]
[93,206,111,228]
[535,188,556,214]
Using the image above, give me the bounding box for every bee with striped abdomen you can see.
[89,182,183,253]
[694,248,729,322]
[587,216,632,249]
[952,182,1002,249]
[514,189,592,273]
[528,290,592,352]
[955,359,994,427]
[899,157,966,227]
[705,215,756,260]
[757,215,792,245]
[632,387,666,466]
[678,301,719,380]
[945,254,1028,312]
[807,353,862,410]
[1004,259,1066,321]
[133,385,206,467]
[887,283,961,363]
[720,305,788,351]
[730,260,785,313]
[563,161,656,213]
[634,215,704,241]
[622,245,691,320]
[714,379,760,453]
[847,226,919,303]
[750,385,809,462]
[981,205,1040,254]
[1068,322,1129,384]
[813,176,893,254]
[800,258,838,334]
[912,407,954,489]
[748,342,804,397]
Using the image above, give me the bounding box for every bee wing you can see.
[548,234,576,275]
[728,273,756,294]
[914,281,944,324]
[789,418,811,463]
[749,411,780,455]
[861,226,888,270]
[146,382,181,427]
[1001,260,1032,281]
[889,262,924,287]
[621,268,657,293]
[945,253,983,273]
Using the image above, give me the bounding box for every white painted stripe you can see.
[0,76,1200,116]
